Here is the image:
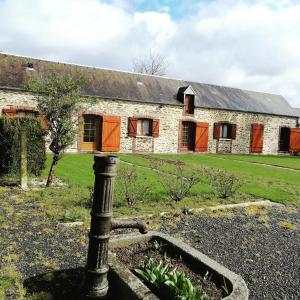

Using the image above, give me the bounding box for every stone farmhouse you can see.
[0,53,300,155]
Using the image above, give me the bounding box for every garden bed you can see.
[113,239,223,299]
[109,232,248,300]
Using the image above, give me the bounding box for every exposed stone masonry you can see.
[0,89,297,154]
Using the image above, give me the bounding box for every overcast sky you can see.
[1,0,300,107]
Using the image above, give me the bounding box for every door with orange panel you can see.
[81,115,100,151]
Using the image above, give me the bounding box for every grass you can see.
[120,153,300,206]
[210,154,300,170]
[0,265,26,299]
[19,152,300,222]
[278,221,297,230]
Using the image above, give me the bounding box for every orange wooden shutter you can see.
[152,119,159,137]
[39,114,49,131]
[231,124,237,139]
[195,122,209,152]
[101,115,121,152]
[289,128,300,153]
[213,122,221,139]
[128,117,137,137]
[250,124,264,153]
[2,108,17,116]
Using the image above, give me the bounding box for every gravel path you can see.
[0,187,299,299]
[159,206,300,300]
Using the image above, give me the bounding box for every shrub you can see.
[0,117,46,176]
[205,168,242,198]
[115,165,151,208]
[151,160,202,202]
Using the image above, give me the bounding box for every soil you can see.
[113,240,223,300]
[1,187,299,299]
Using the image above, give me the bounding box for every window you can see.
[128,118,159,137]
[220,123,230,138]
[28,112,36,118]
[213,122,237,140]
[137,119,152,136]
[184,94,195,115]
[83,116,96,142]
[16,110,37,118]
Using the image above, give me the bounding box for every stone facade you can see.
[0,89,298,155]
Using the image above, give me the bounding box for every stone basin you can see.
[108,231,249,300]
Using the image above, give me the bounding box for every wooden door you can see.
[250,124,264,153]
[81,115,99,151]
[101,115,121,152]
[179,121,195,151]
[289,128,300,153]
[195,122,209,152]
[279,127,290,152]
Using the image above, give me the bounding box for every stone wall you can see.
[0,89,298,155]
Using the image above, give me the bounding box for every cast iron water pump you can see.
[81,155,148,299]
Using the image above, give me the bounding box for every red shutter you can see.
[128,117,137,137]
[289,128,300,153]
[195,122,209,152]
[231,124,237,140]
[2,108,17,116]
[101,115,121,152]
[152,119,159,137]
[250,124,264,153]
[213,122,221,139]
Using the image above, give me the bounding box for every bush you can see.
[0,117,46,176]
[205,168,242,198]
[115,165,151,208]
[151,160,202,202]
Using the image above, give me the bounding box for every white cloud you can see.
[0,0,300,107]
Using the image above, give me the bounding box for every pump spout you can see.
[111,219,148,234]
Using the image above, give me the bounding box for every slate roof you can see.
[294,108,300,117]
[0,53,298,117]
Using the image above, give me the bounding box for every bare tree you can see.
[133,52,168,76]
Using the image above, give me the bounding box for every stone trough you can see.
[107,231,249,300]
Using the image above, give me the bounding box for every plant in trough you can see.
[135,258,207,300]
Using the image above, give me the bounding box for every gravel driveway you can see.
[0,187,299,299]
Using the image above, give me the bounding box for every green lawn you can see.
[210,154,300,170]
[119,153,300,205]
[33,153,300,222]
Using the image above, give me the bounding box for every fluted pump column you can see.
[82,155,119,299]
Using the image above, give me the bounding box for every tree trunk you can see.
[20,128,28,189]
[46,153,60,187]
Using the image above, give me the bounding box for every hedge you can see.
[0,117,46,176]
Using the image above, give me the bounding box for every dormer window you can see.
[184,94,194,115]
